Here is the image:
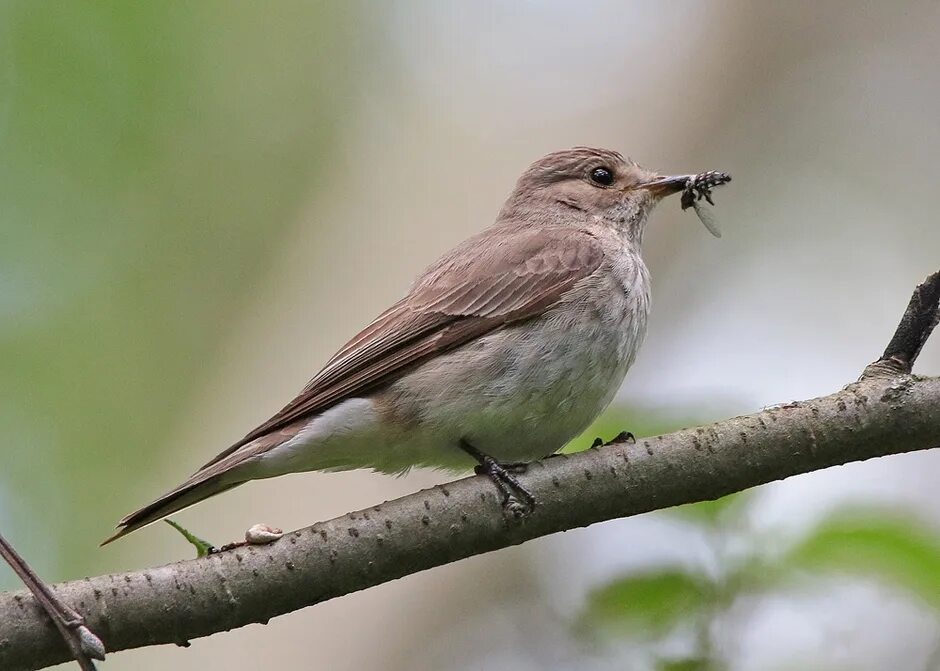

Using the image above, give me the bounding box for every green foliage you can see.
[165,520,214,559]
[581,570,711,636]
[0,1,367,583]
[783,512,940,608]
[576,407,940,670]
[670,492,749,527]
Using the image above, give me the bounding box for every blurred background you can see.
[2,2,939,670]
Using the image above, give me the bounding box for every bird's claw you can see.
[461,440,536,515]
[591,431,635,448]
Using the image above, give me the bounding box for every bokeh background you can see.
[2,2,939,670]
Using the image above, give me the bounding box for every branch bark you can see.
[863,269,940,378]
[2,273,939,671]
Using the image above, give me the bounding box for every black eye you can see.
[590,167,614,186]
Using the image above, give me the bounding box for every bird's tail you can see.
[101,474,242,546]
[103,422,304,545]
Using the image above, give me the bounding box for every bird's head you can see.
[500,146,719,244]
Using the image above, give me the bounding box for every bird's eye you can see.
[590,167,614,186]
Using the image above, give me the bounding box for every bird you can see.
[104,147,728,544]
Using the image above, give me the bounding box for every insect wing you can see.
[692,199,722,238]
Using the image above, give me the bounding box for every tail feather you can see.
[103,425,301,545]
[101,476,242,546]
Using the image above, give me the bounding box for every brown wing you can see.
[200,226,604,468]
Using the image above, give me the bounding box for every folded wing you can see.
[202,226,605,469]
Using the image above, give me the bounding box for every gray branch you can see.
[2,271,939,671]
[0,533,104,670]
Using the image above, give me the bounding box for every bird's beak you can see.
[636,174,693,199]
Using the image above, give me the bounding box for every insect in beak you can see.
[636,171,731,238]
[680,171,731,238]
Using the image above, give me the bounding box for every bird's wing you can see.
[200,226,604,469]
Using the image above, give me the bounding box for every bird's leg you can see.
[459,439,536,513]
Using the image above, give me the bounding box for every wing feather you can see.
[199,226,603,469]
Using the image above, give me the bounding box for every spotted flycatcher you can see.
[105,147,730,543]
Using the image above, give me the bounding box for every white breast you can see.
[377,246,651,471]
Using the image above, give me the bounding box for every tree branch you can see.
[2,273,939,671]
[862,270,940,378]
[0,533,104,670]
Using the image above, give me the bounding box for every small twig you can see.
[862,270,940,379]
[0,532,105,670]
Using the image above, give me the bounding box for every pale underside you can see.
[245,286,647,478]
[223,224,651,480]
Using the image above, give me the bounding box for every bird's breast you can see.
[374,248,652,468]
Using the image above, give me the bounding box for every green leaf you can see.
[783,511,940,608]
[580,570,711,636]
[670,492,750,527]
[165,519,214,558]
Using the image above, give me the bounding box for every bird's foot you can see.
[460,440,536,516]
[590,431,636,448]
[475,461,529,475]
[479,456,536,516]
